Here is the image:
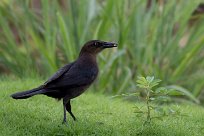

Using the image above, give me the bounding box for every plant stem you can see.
[146,89,151,122]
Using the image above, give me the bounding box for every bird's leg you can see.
[66,100,76,121]
[62,97,69,124]
[62,104,67,124]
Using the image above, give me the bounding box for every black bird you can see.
[11,40,117,123]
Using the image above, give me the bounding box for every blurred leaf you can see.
[146,76,154,83]
[155,87,168,94]
[149,97,156,101]
[154,96,171,102]
[167,85,200,104]
[167,89,184,96]
[154,106,165,115]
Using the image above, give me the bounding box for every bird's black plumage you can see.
[11,40,117,124]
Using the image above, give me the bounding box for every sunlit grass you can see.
[0,78,204,136]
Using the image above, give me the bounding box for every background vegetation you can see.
[0,0,204,103]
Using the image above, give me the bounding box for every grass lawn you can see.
[1,78,204,136]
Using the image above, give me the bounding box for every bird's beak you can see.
[102,42,118,48]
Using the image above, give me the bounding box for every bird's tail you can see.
[11,86,45,99]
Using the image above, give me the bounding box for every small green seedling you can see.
[136,76,182,124]
[112,75,184,124]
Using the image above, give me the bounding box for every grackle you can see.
[11,40,117,124]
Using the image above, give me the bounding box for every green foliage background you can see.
[0,0,204,102]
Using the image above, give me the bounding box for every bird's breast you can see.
[82,65,98,82]
[66,64,98,99]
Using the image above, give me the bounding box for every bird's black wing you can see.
[44,64,98,89]
[44,62,75,86]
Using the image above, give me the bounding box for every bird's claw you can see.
[62,119,68,125]
[72,116,77,121]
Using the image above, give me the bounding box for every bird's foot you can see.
[69,112,77,121]
[62,119,68,125]
[72,117,77,121]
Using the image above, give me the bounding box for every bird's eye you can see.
[94,42,98,46]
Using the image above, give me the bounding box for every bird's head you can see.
[79,40,117,56]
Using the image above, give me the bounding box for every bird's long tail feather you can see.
[11,86,44,99]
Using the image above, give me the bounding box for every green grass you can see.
[1,78,204,136]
